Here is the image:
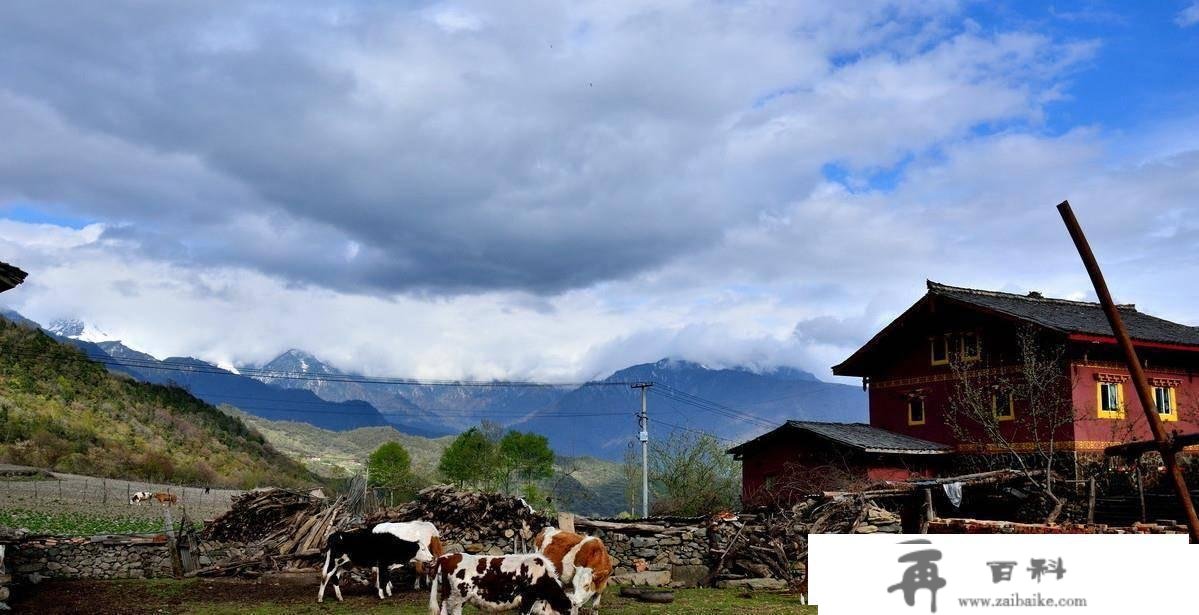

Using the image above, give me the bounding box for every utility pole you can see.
[631,382,653,518]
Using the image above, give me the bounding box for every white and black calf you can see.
[318,528,428,602]
[429,553,577,615]
[373,520,443,589]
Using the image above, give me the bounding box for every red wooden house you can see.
[731,281,1199,502]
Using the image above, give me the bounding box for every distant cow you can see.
[372,521,442,588]
[151,492,178,506]
[318,528,426,602]
[129,491,153,505]
[429,553,576,615]
[533,528,613,612]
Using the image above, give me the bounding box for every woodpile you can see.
[193,489,351,577]
[366,485,549,552]
[202,489,326,543]
[707,497,901,590]
[193,485,548,577]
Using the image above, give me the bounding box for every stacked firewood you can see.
[366,485,549,551]
[193,489,353,577]
[259,496,351,558]
[707,497,901,588]
[202,489,326,543]
[193,485,548,577]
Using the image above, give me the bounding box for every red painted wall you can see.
[1069,356,1199,448]
[856,295,1199,451]
[736,429,940,503]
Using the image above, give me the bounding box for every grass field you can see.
[0,469,242,535]
[11,577,816,614]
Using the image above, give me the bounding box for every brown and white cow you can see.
[428,553,576,615]
[532,528,613,612]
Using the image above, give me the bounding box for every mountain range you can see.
[1,310,866,459]
[0,314,313,488]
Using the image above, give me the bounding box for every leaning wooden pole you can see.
[1057,200,1199,543]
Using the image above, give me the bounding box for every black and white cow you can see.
[318,527,428,602]
[372,521,443,589]
[429,553,577,615]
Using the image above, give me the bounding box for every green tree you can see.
[438,427,497,488]
[497,431,555,493]
[368,441,413,489]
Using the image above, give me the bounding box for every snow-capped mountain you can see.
[253,352,867,459]
[46,318,118,343]
[0,310,393,432]
[2,308,867,449]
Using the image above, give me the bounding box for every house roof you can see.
[727,420,952,457]
[0,261,27,293]
[927,281,1199,347]
[833,280,1199,376]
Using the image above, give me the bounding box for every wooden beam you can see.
[1058,200,1199,543]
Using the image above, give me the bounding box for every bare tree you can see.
[649,431,740,516]
[943,327,1075,523]
[747,449,878,508]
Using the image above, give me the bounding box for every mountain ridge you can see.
[0,315,314,488]
[4,309,866,458]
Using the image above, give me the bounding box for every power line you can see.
[647,385,776,429]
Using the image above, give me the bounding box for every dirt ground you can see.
[10,576,816,614]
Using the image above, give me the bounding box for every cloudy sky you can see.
[1,1,1198,383]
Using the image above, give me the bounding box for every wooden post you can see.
[164,507,183,577]
[919,488,935,534]
[557,512,576,534]
[1136,465,1148,523]
[1058,201,1199,542]
[102,479,107,505]
[1086,477,1097,525]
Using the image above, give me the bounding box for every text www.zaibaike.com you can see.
[957,593,1088,608]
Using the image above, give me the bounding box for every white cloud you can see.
[0,2,1196,384]
[1177,3,1199,27]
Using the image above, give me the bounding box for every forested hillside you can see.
[0,317,314,489]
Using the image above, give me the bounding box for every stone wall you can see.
[583,520,713,588]
[7,535,257,584]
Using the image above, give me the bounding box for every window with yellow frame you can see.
[1153,386,1178,422]
[907,397,926,426]
[1096,381,1124,419]
[992,392,1015,421]
[929,336,949,366]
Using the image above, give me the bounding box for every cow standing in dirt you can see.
[429,553,577,615]
[372,520,443,589]
[318,528,427,602]
[533,528,613,612]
